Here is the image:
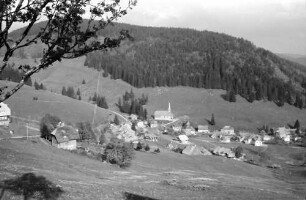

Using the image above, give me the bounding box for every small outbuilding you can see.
[0,102,11,126]
[177,134,189,144]
[220,126,235,135]
[51,125,79,150]
[198,125,210,134]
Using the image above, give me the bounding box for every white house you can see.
[154,102,174,121]
[254,140,263,146]
[177,135,189,144]
[0,102,11,126]
[220,126,235,135]
[198,125,210,134]
[284,135,291,143]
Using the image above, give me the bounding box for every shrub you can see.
[40,114,61,140]
[154,148,160,153]
[144,144,150,151]
[135,142,143,151]
[103,138,135,168]
[233,146,243,158]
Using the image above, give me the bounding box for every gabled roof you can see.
[0,102,11,116]
[51,125,79,143]
[198,125,209,130]
[154,111,172,117]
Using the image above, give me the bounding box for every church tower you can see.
[168,102,171,113]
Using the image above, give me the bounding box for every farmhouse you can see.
[177,134,189,144]
[276,127,295,142]
[220,126,235,135]
[198,125,209,134]
[51,125,79,150]
[154,102,174,121]
[0,102,11,126]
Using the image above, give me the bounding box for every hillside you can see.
[1,80,115,125]
[5,57,306,132]
[6,21,306,109]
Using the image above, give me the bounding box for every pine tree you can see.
[39,83,44,90]
[294,120,300,130]
[34,81,40,90]
[113,115,120,125]
[66,86,75,98]
[82,79,86,84]
[61,86,67,96]
[210,113,215,126]
[77,88,81,96]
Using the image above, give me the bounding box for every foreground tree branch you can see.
[0,0,136,102]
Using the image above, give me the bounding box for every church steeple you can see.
[168,102,171,113]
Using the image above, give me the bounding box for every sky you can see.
[116,0,306,55]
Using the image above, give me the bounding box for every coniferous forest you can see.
[84,23,306,109]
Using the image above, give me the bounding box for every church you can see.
[154,102,174,121]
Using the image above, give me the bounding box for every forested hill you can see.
[7,21,306,109]
[84,23,306,109]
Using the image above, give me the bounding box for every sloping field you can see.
[0,138,304,200]
[6,57,306,131]
[1,80,113,125]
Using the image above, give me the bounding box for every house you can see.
[263,135,274,141]
[150,120,158,128]
[172,125,182,132]
[276,127,294,139]
[0,102,11,126]
[51,125,79,150]
[136,121,145,129]
[183,127,196,136]
[221,135,231,143]
[254,140,263,146]
[129,114,138,121]
[198,125,210,134]
[154,102,174,121]
[243,138,252,144]
[117,123,138,142]
[220,126,235,135]
[284,135,291,143]
[177,134,189,144]
[144,129,159,142]
[145,127,160,142]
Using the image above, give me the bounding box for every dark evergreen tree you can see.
[61,86,67,96]
[210,113,215,125]
[113,115,120,125]
[294,120,300,130]
[34,81,40,90]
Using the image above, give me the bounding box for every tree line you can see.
[84,23,306,109]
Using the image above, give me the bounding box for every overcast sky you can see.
[117,0,306,55]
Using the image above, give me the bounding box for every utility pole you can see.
[92,72,101,125]
[26,123,29,141]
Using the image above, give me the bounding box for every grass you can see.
[1,80,115,127]
[0,137,305,200]
[5,56,305,132]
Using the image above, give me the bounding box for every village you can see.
[0,101,305,165]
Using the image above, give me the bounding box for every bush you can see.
[144,144,150,151]
[154,148,160,153]
[103,138,135,168]
[233,146,243,158]
[40,114,61,140]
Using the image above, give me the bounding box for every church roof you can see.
[154,110,172,117]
